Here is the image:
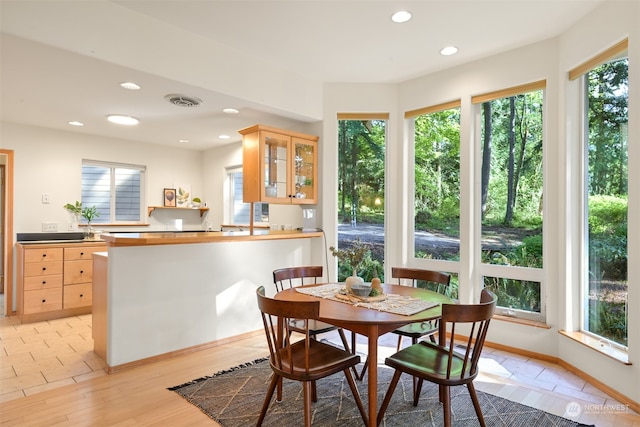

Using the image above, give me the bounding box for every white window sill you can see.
[493,314,551,329]
[559,330,630,365]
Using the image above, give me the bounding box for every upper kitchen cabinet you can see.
[240,124,318,204]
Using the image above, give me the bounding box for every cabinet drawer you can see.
[64,246,105,261]
[24,248,64,263]
[24,274,63,291]
[24,261,64,277]
[63,283,92,309]
[64,260,93,284]
[23,288,63,314]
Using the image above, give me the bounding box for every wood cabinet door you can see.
[63,260,93,284]
[63,283,92,309]
[23,288,63,314]
[24,248,64,263]
[24,274,63,291]
[24,261,64,277]
[64,245,105,261]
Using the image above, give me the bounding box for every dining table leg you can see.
[366,325,379,427]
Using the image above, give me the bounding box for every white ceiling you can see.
[0,0,603,151]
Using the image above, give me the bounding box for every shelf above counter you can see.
[147,206,209,217]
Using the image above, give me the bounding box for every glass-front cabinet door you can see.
[291,137,317,203]
[262,131,289,202]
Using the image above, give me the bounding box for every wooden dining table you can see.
[275,282,453,427]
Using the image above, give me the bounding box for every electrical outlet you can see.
[42,193,50,204]
[42,222,58,232]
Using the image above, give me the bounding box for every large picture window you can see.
[336,115,387,282]
[473,81,545,321]
[81,160,145,223]
[408,101,461,263]
[580,51,628,348]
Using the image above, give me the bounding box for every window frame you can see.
[570,41,629,350]
[471,81,547,323]
[406,100,462,265]
[81,159,146,224]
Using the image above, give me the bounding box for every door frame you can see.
[1,149,14,315]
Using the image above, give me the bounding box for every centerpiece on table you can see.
[329,238,371,293]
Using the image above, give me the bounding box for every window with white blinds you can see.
[81,160,145,223]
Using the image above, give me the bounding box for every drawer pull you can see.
[42,280,46,285]
[80,270,84,274]
[80,252,85,256]
[43,254,47,258]
[42,299,46,303]
[80,294,84,298]
[42,267,46,271]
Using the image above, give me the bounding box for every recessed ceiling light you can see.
[107,115,139,125]
[179,139,190,143]
[218,134,230,140]
[222,108,239,114]
[68,121,84,127]
[440,46,459,56]
[120,82,141,90]
[391,10,412,23]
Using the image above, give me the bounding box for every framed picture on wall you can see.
[174,183,191,207]
[164,188,176,207]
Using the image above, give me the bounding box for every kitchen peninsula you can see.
[94,229,324,371]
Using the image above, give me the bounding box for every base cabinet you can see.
[16,242,105,323]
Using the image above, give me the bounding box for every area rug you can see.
[170,358,594,426]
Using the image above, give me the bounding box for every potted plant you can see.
[191,197,201,207]
[64,201,82,230]
[81,206,100,239]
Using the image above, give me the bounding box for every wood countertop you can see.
[101,229,323,247]
[16,240,106,248]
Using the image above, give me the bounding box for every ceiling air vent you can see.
[165,94,202,107]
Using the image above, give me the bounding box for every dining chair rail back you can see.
[355,267,451,381]
[391,267,452,347]
[273,266,352,352]
[376,289,497,427]
[256,286,368,427]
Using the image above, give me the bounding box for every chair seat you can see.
[274,340,361,381]
[393,320,438,338]
[385,341,477,386]
[289,319,340,336]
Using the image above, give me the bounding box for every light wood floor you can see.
[1,309,638,426]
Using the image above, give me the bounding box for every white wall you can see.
[2,122,204,234]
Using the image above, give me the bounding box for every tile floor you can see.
[0,294,638,426]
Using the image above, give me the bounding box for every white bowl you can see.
[350,284,372,297]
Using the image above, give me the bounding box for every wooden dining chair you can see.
[273,266,352,352]
[376,289,497,427]
[356,267,451,381]
[256,286,368,427]
[390,267,452,347]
